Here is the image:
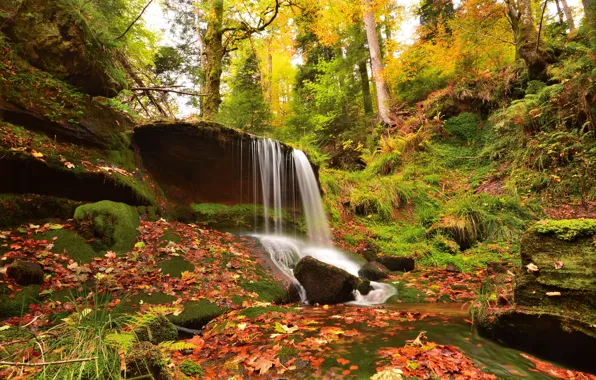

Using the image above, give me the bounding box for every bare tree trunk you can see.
[560,0,575,30]
[358,61,373,115]
[554,0,565,24]
[362,0,392,125]
[203,0,224,120]
[505,0,550,81]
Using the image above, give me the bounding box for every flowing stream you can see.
[249,139,395,305]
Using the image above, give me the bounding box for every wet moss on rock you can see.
[0,194,81,228]
[167,300,226,330]
[532,219,596,241]
[238,264,289,303]
[74,200,140,254]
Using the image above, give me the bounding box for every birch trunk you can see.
[363,0,392,125]
[560,0,575,30]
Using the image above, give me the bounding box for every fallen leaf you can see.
[526,263,539,273]
[546,292,561,296]
[554,261,563,270]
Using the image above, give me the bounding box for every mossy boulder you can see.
[74,201,140,254]
[515,219,596,313]
[178,360,203,378]
[7,261,43,285]
[0,284,40,318]
[167,300,226,330]
[294,256,362,304]
[159,257,194,278]
[476,307,596,374]
[133,314,178,345]
[124,341,173,380]
[358,261,390,281]
[377,255,415,272]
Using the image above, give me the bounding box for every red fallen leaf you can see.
[342,369,351,375]
[337,357,350,365]
[349,365,359,370]
[521,353,596,379]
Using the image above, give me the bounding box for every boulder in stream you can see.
[294,256,361,304]
[377,255,415,272]
[358,261,390,281]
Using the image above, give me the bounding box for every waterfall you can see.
[248,137,395,305]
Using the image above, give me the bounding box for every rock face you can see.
[7,261,44,285]
[358,261,390,281]
[294,256,361,304]
[133,121,317,208]
[515,219,596,313]
[2,0,124,97]
[377,256,415,272]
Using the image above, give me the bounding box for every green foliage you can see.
[179,360,203,378]
[219,51,271,135]
[443,112,481,141]
[349,177,414,220]
[532,219,596,241]
[74,200,140,254]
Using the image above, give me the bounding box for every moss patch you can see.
[191,203,297,230]
[0,284,40,319]
[167,300,226,330]
[0,194,81,228]
[238,265,288,303]
[74,200,140,254]
[532,219,596,241]
[239,306,295,319]
[35,229,98,263]
[387,281,427,303]
[159,257,194,278]
[119,292,177,314]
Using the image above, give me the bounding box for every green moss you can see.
[276,346,299,362]
[133,314,178,345]
[387,281,427,303]
[35,229,98,263]
[167,300,226,329]
[160,230,182,245]
[159,257,194,278]
[443,112,482,141]
[0,284,40,319]
[238,265,288,303]
[191,203,296,230]
[0,194,82,228]
[179,360,202,378]
[239,306,295,319]
[532,219,596,241]
[74,201,140,254]
[119,292,177,314]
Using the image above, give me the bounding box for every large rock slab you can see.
[294,256,360,304]
[477,307,596,374]
[515,219,596,313]
[358,261,390,281]
[377,255,415,272]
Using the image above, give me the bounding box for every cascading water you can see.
[249,138,395,305]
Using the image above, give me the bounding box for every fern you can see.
[158,341,197,351]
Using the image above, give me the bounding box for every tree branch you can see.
[116,0,154,40]
[536,0,549,52]
[131,87,206,96]
[454,24,516,46]
[221,0,280,34]
[0,357,97,367]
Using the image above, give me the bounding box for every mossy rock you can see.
[124,341,173,380]
[178,360,203,378]
[0,284,40,319]
[7,261,43,285]
[191,203,297,230]
[133,314,178,345]
[516,221,596,313]
[35,229,98,264]
[74,201,140,254]
[477,307,596,374]
[137,206,158,222]
[159,257,194,278]
[294,256,360,304]
[0,194,81,228]
[358,261,390,281]
[167,300,226,330]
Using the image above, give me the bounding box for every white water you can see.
[249,139,395,305]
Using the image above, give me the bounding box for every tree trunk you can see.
[554,0,565,24]
[560,0,575,30]
[358,61,373,115]
[203,0,224,120]
[506,0,550,81]
[362,0,392,125]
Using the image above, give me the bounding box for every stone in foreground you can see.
[294,256,360,304]
[359,261,390,281]
[377,255,415,272]
[7,261,44,285]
